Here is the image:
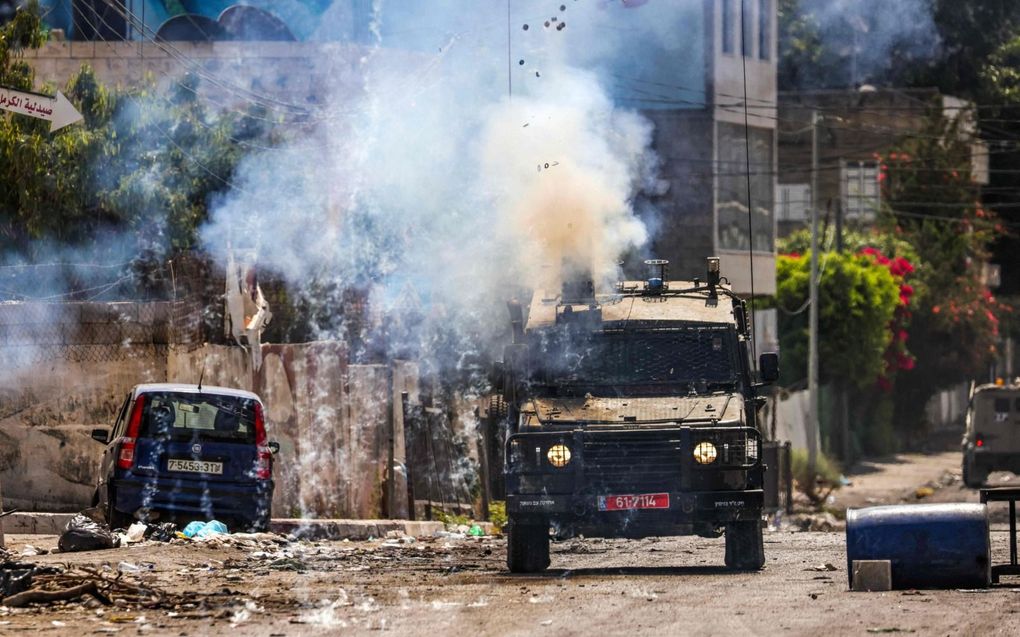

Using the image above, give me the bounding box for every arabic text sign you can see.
[0,87,83,132]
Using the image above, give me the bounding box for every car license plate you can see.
[597,493,669,511]
[167,459,223,475]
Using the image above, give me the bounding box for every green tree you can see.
[0,2,277,297]
[869,110,1007,433]
[772,251,901,388]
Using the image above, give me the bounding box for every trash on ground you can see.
[914,486,935,499]
[146,522,178,542]
[0,564,182,608]
[58,514,120,553]
[181,519,229,539]
[805,563,838,572]
[124,522,148,543]
[468,524,485,537]
[19,545,47,557]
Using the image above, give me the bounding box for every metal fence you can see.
[0,298,205,368]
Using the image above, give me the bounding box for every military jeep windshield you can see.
[528,326,739,390]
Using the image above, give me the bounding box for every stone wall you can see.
[1,334,420,518]
[24,40,371,106]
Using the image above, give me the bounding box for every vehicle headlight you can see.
[547,444,571,468]
[693,441,717,464]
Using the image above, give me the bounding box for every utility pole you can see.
[807,109,820,494]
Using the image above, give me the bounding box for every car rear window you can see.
[139,392,257,443]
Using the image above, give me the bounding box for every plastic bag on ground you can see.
[125,522,147,543]
[0,564,34,599]
[181,519,229,539]
[146,522,178,542]
[58,514,120,553]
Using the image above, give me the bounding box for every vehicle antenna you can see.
[740,4,757,364]
[198,363,206,392]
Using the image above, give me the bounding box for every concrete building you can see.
[637,0,778,298]
[776,88,989,239]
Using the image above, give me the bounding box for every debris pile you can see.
[0,563,180,609]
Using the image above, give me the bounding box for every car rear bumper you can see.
[112,475,273,521]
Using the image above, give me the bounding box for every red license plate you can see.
[597,493,670,511]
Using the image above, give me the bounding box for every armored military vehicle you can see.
[963,380,1020,488]
[497,258,778,573]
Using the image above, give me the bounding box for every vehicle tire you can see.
[506,520,550,573]
[963,456,988,489]
[725,519,765,571]
[103,487,135,530]
[106,503,133,531]
[485,394,509,500]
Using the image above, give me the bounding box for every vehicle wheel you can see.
[506,520,550,573]
[725,520,765,571]
[246,512,271,533]
[106,505,133,531]
[105,489,133,530]
[963,456,988,489]
[485,394,509,500]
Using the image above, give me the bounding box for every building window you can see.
[742,0,753,58]
[778,183,810,222]
[717,123,775,252]
[842,161,880,218]
[722,0,734,55]
[758,0,770,60]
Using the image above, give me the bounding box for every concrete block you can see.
[2,512,74,535]
[269,518,444,541]
[852,560,892,592]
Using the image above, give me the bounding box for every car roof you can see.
[132,383,262,402]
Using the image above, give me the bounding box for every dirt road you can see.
[3,449,1019,636]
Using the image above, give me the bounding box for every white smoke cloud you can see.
[201,1,671,358]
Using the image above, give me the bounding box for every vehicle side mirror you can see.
[759,352,780,384]
[91,428,110,444]
[267,441,280,455]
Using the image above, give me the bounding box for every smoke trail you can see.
[201,1,672,358]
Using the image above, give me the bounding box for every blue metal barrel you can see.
[846,503,990,589]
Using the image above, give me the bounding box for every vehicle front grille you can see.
[582,431,683,492]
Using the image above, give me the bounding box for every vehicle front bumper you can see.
[507,488,763,523]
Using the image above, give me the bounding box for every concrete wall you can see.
[167,342,415,520]
[0,301,177,511]
[1,304,420,519]
[25,41,368,107]
[925,382,970,431]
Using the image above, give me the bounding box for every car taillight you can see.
[117,395,146,470]
[254,402,271,479]
[976,438,984,447]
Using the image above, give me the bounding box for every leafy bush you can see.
[770,251,901,388]
[790,447,842,499]
[488,501,507,534]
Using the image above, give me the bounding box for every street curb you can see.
[2,512,75,535]
[270,519,445,540]
[2,513,453,540]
